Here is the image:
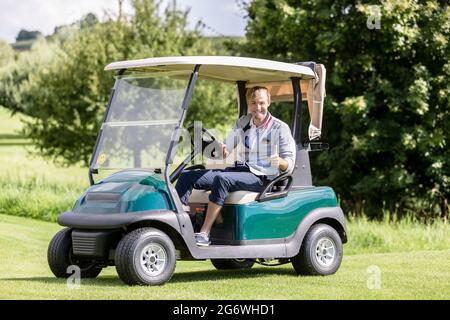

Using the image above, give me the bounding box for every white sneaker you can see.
[194,232,210,246]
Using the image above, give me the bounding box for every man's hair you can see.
[246,86,271,103]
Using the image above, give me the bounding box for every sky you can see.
[0,0,247,43]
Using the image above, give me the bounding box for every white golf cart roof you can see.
[105,56,326,140]
[105,56,316,83]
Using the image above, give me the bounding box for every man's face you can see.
[248,91,270,124]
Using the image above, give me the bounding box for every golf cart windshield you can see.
[91,71,190,171]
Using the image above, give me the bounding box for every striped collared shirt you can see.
[224,113,296,179]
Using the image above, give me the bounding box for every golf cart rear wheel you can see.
[210,259,255,270]
[47,228,102,278]
[292,223,343,276]
[115,227,176,286]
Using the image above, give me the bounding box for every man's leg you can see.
[175,169,222,205]
[199,172,264,236]
[199,201,223,235]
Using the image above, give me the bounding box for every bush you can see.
[238,0,450,219]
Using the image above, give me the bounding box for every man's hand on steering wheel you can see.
[185,123,226,159]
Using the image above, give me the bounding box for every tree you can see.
[52,13,99,41]
[0,37,62,115]
[4,0,235,166]
[16,29,43,42]
[238,0,449,219]
[80,13,99,28]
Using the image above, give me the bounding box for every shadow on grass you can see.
[0,133,33,147]
[0,142,34,146]
[0,134,22,139]
[1,267,297,287]
[0,276,122,286]
[170,267,296,284]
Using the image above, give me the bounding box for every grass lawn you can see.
[0,107,87,221]
[1,107,449,299]
[0,214,449,300]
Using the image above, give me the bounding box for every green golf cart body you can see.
[48,56,347,285]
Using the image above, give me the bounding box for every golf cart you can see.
[47,56,347,285]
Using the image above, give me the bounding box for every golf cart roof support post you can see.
[165,64,200,166]
[237,81,248,118]
[87,69,126,185]
[291,77,303,145]
[164,65,201,218]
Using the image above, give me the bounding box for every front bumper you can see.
[71,229,121,259]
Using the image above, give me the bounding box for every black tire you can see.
[47,228,102,278]
[291,223,343,276]
[115,228,176,286]
[210,259,255,270]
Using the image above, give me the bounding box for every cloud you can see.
[169,0,246,36]
[0,0,245,43]
[0,0,126,43]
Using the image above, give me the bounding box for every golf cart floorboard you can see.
[191,243,287,259]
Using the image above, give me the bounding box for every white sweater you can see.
[224,113,296,179]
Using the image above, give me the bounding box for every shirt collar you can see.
[250,113,273,129]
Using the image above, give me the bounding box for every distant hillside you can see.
[11,35,244,53]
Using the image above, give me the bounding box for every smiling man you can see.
[176,86,296,246]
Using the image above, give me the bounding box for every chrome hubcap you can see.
[315,237,335,267]
[140,243,167,276]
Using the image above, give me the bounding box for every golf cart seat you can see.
[188,171,293,205]
[189,189,259,205]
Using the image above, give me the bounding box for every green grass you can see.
[0,214,449,300]
[1,106,449,299]
[0,106,88,220]
[345,215,450,255]
[0,146,88,220]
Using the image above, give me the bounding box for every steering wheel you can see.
[185,123,223,160]
[169,124,222,183]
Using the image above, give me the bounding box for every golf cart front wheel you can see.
[47,228,102,278]
[210,258,255,270]
[291,223,343,276]
[115,228,176,286]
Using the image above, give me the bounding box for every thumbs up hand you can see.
[270,154,280,169]
[270,154,288,172]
